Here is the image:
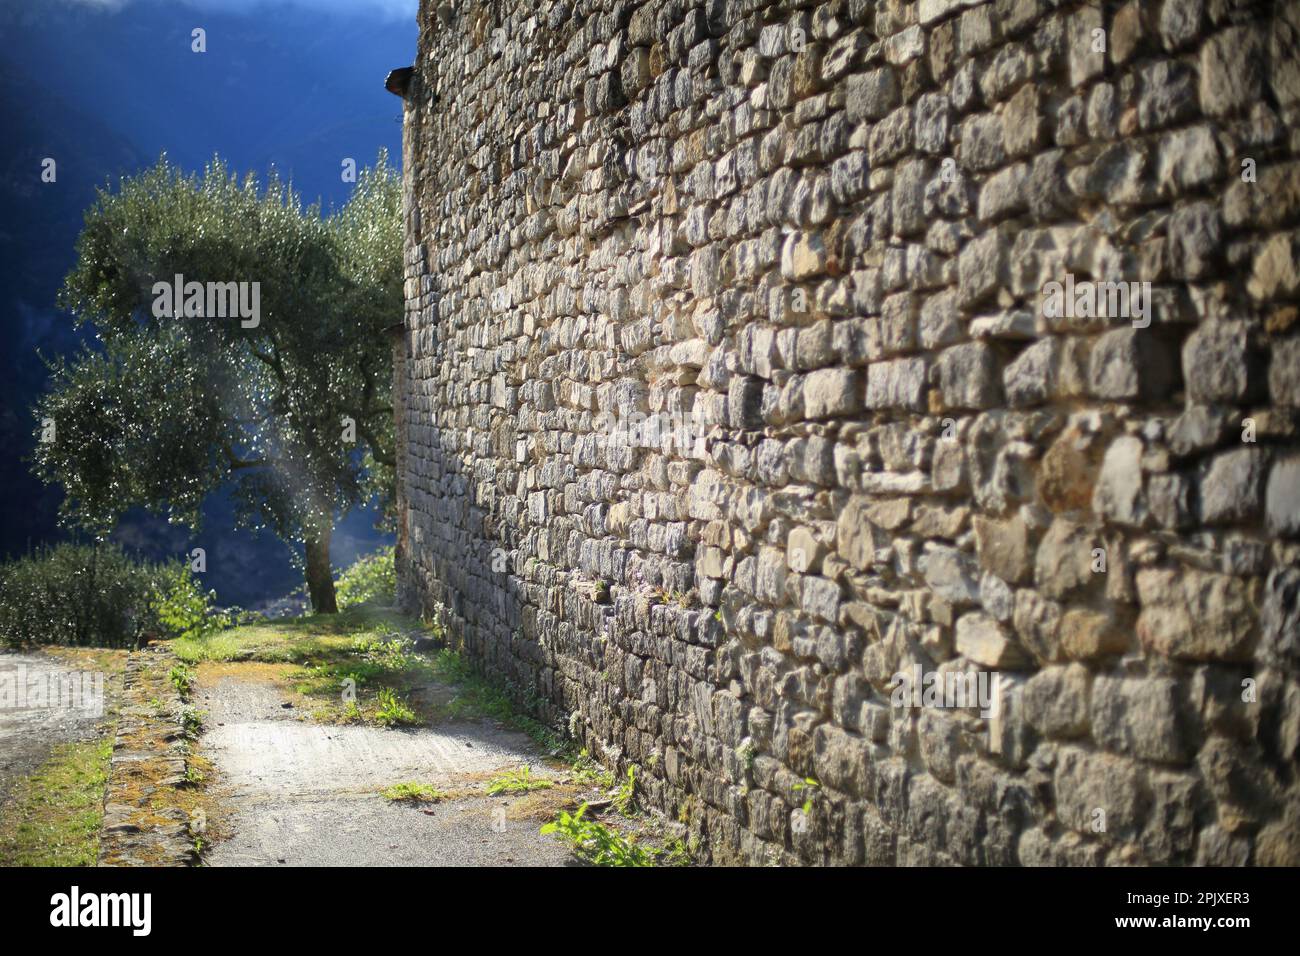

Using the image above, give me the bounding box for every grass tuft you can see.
[486,765,554,796]
[381,781,446,803]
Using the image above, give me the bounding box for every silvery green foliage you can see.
[36,153,402,610]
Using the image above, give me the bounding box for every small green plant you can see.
[183,764,205,785]
[792,776,820,814]
[486,766,554,796]
[571,749,614,788]
[178,705,205,740]
[612,765,638,816]
[541,804,653,867]
[168,664,194,698]
[374,688,417,727]
[350,632,420,671]
[659,837,694,867]
[381,781,446,802]
[736,738,757,773]
[677,796,696,826]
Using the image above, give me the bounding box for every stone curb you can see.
[97,643,197,867]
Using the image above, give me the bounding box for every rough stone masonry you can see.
[392,0,1300,865]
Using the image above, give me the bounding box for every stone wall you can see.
[395,0,1300,865]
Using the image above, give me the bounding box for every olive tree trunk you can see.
[304,526,338,614]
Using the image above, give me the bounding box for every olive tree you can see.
[34,153,401,613]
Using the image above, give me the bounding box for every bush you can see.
[152,562,231,640]
[0,543,227,649]
[335,546,396,608]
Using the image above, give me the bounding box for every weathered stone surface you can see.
[1093,435,1146,526]
[804,368,864,419]
[1271,337,1300,407]
[957,229,1005,306]
[1200,26,1265,117]
[1198,448,1265,525]
[1038,427,1100,512]
[1266,455,1300,538]
[865,357,928,411]
[1136,568,1256,661]
[1262,572,1300,683]
[1022,664,1090,738]
[846,68,899,122]
[1004,338,1058,407]
[937,342,1002,410]
[395,0,1293,867]
[1091,676,1191,764]
[1054,747,1148,841]
[973,512,1031,584]
[837,496,879,572]
[1248,233,1300,301]
[1035,518,1101,601]
[1168,405,1232,457]
[1088,328,1176,400]
[924,544,980,605]
[956,611,1030,668]
[1182,322,1260,404]
[1060,608,1129,661]
[1138,61,1198,130]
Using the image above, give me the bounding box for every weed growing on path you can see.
[381,781,447,802]
[486,765,554,795]
[374,688,417,727]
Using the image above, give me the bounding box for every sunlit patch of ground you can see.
[173,606,697,866]
[0,737,113,865]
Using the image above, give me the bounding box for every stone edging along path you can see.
[97,643,198,867]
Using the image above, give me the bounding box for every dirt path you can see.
[0,651,115,809]
[196,673,575,866]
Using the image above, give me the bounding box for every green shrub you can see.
[0,544,155,648]
[153,562,231,641]
[335,546,396,608]
[0,543,231,649]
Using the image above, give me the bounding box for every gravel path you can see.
[197,674,574,866]
[0,651,113,808]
